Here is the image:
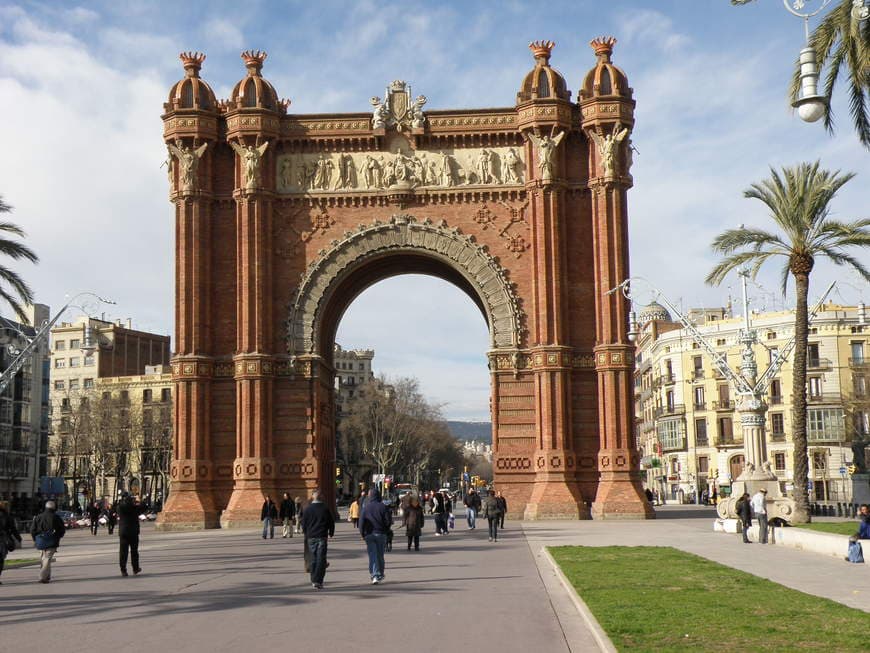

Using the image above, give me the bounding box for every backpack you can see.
[847,540,864,564]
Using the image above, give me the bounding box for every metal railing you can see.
[712,400,733,411]
[807,357,832,370]
[653,404,686,418]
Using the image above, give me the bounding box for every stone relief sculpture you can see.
[589,126,629,176]
[370,97,389,129]
[528,130,565,182]
[408,94,427,129]
[168,141,208,193]
[369,80,427,131]
[275,146,523,194]
[230,140,270,190]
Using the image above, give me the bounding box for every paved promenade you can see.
[1,506,867,653]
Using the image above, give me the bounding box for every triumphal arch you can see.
[158,37,654,528]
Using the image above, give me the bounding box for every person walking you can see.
[359,487,392,584]
[0,500,23,585]
[431,490,446,535]
[348,496,361,528]
[496,491,507,529]
[294,496,304,534]
[105,504,117,536]
[279,492,295,538]
[29,500,66,584]
[402,495,424,551]
[117,492,144,576]
[261,495,277,539]
[735,492,752,543]
[482,490,502,542]
[300,489,334,590]
[87,501,101,536]
[751,488,769,544]
[463,488,481,530]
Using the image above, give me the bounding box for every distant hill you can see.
[446,420,492,443]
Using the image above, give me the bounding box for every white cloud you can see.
[617,8,691,53]
[202,18,244,50]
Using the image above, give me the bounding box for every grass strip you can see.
[793,522,860,536]
[550,545,870,652]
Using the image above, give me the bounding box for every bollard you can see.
[837,503,843,517]
[812,503,819,516]
[827,505,835,517]
[851,504,858,518]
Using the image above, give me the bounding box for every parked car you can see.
[56,510,79,528]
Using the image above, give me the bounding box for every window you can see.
[774,453,786,471]
[84,355,95,366]
[54,340,66,351]
[53,380,65,391]
[718,416,734,441]
[102,391,111,400]
[665,390,674,411]
[83,378,94,389]
[695,418,707,445]
[718,384,730,406]
[697,456,709,474]
[69,379,79,390]
[54,358,65,369]
[693,356,703,379]
[770,379,782,403]
[729,454,745,479]
[854,375,867,397]
[808,376,822,397]
[161,388,171,402]
[693,386,705,409]
[359,363,365,371]
[716,338,726,347]
[807,408,846,441]
[812,451,827,470]
[850,342,865,362]
[692,342,700,350]
[69,357,81,368]
[657,419,685,450]
[61,398,70,409]
[143,389,153,403]
[771,413,784,436]
[767,331,777,340]
[70,339,80,349]
[768,347,779,364]
[807,343,820,367]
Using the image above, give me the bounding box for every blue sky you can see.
[0,1,867,419]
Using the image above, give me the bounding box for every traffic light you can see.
[848,464,857,476]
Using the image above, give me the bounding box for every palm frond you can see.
[709,227,787,254]
[0,196,10,214]
[705,251,781,287]
[0,286,30,324]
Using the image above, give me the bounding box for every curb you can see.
[542,547,618,653]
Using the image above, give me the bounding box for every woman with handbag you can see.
[0,500,23,584]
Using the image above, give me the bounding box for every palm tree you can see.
[706,161,870,523]
[0,195,39,323]
[733,0,870,148]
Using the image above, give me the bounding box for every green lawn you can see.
[550,546,870,652]
[4,558,39,568]
[793,522,859,536]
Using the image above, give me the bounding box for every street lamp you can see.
[782,0,832,122]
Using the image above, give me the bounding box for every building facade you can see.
[0,304,50,510]
[635,301,869,503]
[49,317,171,505]
[333,344,374,412]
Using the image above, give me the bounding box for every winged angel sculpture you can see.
[527,130,565,182]
[230,140,270,190]
[168,141,208,192]
[589,126,629,177]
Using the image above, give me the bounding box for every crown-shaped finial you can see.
[529,40,555,63]
[179,51,206,77]
[241,50,267,75]
[590,36,617,61]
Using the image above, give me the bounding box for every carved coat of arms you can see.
[371,80,427,131]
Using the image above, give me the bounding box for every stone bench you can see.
[715,518,865,562]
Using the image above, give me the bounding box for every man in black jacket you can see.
[279,492,295,538]
[117,492,145,576]
[261,495,278,539]
[300,489,334,589]
[736,492,752,544]
[359,487,392,584]
[30,500,66,583]
[463,489,481,530]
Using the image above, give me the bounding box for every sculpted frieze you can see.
[276,145,525,194]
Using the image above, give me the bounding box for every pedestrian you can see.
[0,500,23,585]
[359,487,392,584]
[294,496,304,534]
[751,488,768,544]
[261,494,277,539]
[87,501,101,536]
[431,490,447,536]
[644,488,654,504]
[29,500,66,584]
[712,487,718,505]
[300,489,335,590]
[856,504,870,539]
[702,489,709,505]
[279,492,295,538]
[117,492,144,576]
[735,492,752,543]
[482,490,502,542]
[402,495,424,551]
[348,496,361,527]
[496,491,507,529]
[464,488,481,530]
[444,492,454,531]
[105,504,117,536]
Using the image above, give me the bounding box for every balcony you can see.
[807,357,832,370]
[661,373,676,386]
[692,369,705,380]
[712,400,734,411]
[659,435,687,452]
[807,429,845,443]
[769,395,783,406]
[849,357,869,369]
[693,401,707,411]
[770,430,786,442]
[715,436,743,447]
[805,393,843,405]
[654,404,686,418]
[713,368,727,380]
